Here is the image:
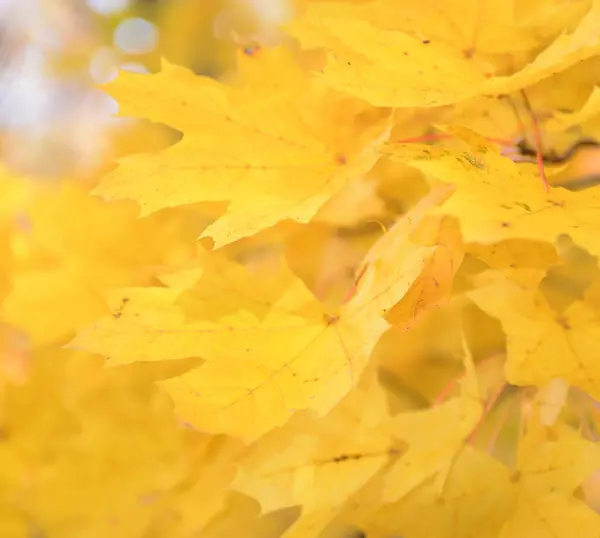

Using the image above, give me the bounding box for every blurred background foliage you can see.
[0,0,292,178]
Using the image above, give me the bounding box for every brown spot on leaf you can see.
[335,153,347,165]
[112,296,130,319]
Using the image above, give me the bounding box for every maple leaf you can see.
[468,272,600,398]
[71,188,452,440]
[501,427,600,538]
[358,426,600,538]
[384,141,600,259]
[288,0,600,107]
[70,255,385,440]
[93,47,390,247]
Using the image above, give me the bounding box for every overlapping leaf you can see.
[72,188,458,440]
[358,428,600,538]
[288,0,600,107]
[233,371,395,513]
[94,47,391,247]
[469,273,600,398]
[384,140,600,258]
[5,0,600,535]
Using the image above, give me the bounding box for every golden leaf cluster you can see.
[3,0,600,536]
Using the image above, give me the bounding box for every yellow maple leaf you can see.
[468,273,600,398]
[71,188,452,439]
[384,141,600,259]
[358,425,600,538]
[500,427,600,538]
[160,257,392,441]
[94,47,390,247]
[288,0,600,107]
[70,256,389,440]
